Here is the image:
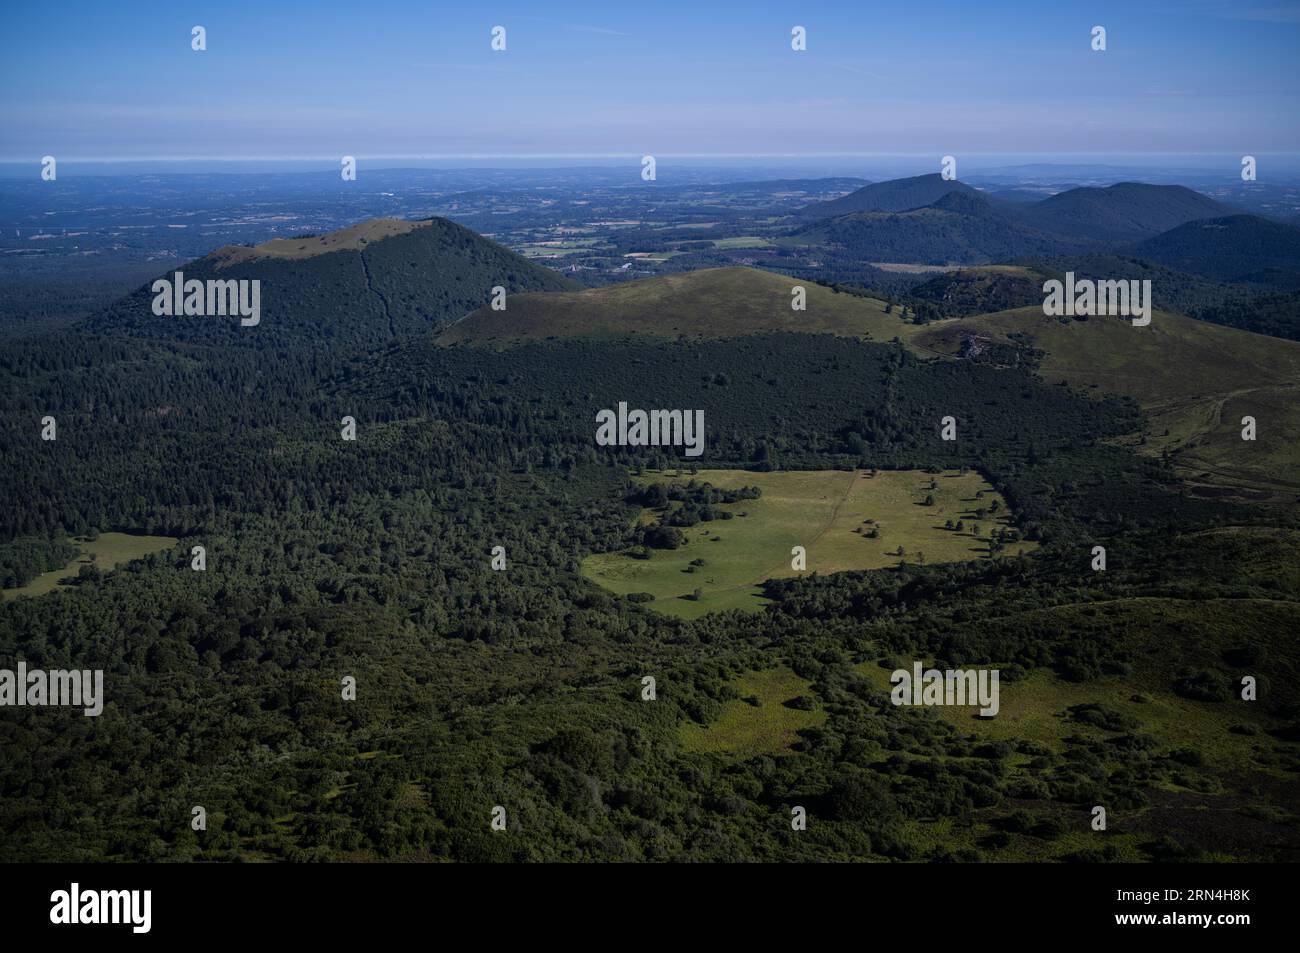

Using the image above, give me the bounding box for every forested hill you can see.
[791,190,1069,265]
[79,216,580,348]
[1129,214,1300,290]
[1013,182,1232,243]
[795,173,979,219]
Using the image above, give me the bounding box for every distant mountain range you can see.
[1016,182,1233,243]
[791,176,1249,266]
[789,188,1072,264]
[795,173,976,219]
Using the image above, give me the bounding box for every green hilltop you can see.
[912,306,1300,502]
[436,266,902,347]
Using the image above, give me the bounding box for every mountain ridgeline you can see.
[790,178,1253,268]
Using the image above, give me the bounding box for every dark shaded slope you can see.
[1129,214,1300,290]
[81,217,580,348]
[1015,182,1232,243]
[795,173,979,220]
[792,190,1070,264]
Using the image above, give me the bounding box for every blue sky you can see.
[2,0,1297,160]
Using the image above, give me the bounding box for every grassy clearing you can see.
[6,532,178,597]
[856,661,1264,774]
[679,667,826,758]
[855,596,1299,777]
[710,237,774,250]
[850,594,1300,861]
[623,251,682,261]
[582,468,1033,619]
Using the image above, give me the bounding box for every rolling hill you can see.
[910,306,1300,501]
[81,216,580,347]
[1129,214,1300,289]
[789,178,1236,266]
[435,266,903,346]
[794,173,980,219]
[1014,182,1232,243]
[788,190,1070,264]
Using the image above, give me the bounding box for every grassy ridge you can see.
[437,267,902,347]
[912,307,1300,502]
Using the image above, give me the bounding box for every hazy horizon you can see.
[4,0,1299,162]
[5,153,1300,183]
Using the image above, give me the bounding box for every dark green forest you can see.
[2,224,1298,863]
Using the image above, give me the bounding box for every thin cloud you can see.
[567,24,631,36]
[511,15,630,37]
